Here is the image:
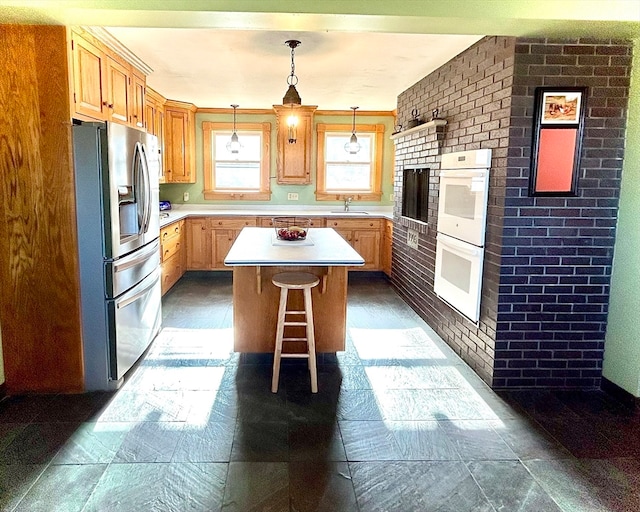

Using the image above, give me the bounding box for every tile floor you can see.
[1,272,639,511]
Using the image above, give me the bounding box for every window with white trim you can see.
[316,123,384,201]
[203,122,271,200]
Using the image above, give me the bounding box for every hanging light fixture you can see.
[226,104,241,154]
[282,40,302,144]
[345,106,361,154]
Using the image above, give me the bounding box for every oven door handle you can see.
[436,233,483,256]
[439,169,488,178]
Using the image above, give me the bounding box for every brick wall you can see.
[392,36,632,388]
[392,36,516,385]
[494,38,633,388]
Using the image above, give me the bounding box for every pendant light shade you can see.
[345,106,361,154]
[226,104,241,154]
[282,40,302,106]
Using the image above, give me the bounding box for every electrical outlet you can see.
[389,193,395,202]
[183,192,189,202]
[407,229,419,249]
[287,193,299,201]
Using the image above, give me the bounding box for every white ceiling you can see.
[105,28,483,111]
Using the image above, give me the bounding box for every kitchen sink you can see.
[329,210,369,215]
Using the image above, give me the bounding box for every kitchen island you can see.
[225,227,364,353]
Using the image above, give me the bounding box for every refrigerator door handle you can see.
[140,142,152,235]
[116,271,160,309]
[111,239,160,273]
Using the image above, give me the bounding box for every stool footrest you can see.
[281,353,310,359]
[283,337,308,342]
[285,310,306,315]
[284,321,307,326]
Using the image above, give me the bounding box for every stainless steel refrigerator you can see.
[73,121,161,390]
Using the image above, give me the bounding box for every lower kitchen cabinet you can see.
[327,218,382,270]
[186,217,257,270]
[382,219,393,276]
[160,219,185,294]
[183,215,388,274]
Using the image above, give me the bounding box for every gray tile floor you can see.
[1,272,639,511]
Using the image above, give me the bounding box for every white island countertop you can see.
[224,227,365,266]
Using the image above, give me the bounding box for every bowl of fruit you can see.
[273,217,311,241]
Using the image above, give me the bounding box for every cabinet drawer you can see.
[161,220,183,243]
[211,217,257,229]
[260,217,326,227]
[161,251,183,294]
[161,233,183,262]
[328,218,381,230]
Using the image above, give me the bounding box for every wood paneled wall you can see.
[0,25,84,393]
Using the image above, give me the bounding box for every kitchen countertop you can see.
[159,204,393,228]
[224,227,365,266]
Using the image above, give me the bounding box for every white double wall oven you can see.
[434,149,492,322]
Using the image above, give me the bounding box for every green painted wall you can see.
[159,110,396,208]
[603,38,640,397]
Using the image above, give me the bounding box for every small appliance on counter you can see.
[159,200,172,211]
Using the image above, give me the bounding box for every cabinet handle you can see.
[163,232,167,239]
[218,221,222,226]
[174,227,179,233]
[201,226,205,230]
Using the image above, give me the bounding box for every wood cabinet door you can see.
[273,105,316,184]
[164,108,194,183]
[353,229,381,270]
[105,57,130,124]
[131,72,145,129]
[382,234,392,276]
[71,34,105,119]
[186,219,212,269]
[213,229,238,269]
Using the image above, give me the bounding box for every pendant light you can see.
[226,104,241,154]
[282,40,302,144]
[345,106,361,154]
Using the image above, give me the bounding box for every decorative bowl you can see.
[273,217,311,241]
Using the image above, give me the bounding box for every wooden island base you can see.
[232,265,347,353]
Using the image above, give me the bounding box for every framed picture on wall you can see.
[529,86,587,196]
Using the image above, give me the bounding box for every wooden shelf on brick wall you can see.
[390,119,447,140]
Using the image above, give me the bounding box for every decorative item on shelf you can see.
[430,108,443,121]
[226,104,241,154]
[405,108,423,129]
[273,217,311,241]
[344,106,361,154]
[282,40,302,144]
[392,123,403,135]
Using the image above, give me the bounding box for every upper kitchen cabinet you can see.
[145,87,166,182]
[70,33,106,120]
[164,100,197,183]
[273,105,317,184]
[69,29,148,130]
[104,56,130,124]
[131,71,146,129]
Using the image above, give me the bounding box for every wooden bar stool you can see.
[271,272,320,393]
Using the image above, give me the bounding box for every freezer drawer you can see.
[106,239,160,298]
[107,266,161,381]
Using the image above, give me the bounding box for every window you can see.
[401,167,430,223]
[316,123,384,201]
[203,122,271,200]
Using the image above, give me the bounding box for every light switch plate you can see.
[183,192,189,202]
[407,229,419,249]
[287,193,299,200]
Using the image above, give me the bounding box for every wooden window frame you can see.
[203,121,271,200]
[316,123,384,201]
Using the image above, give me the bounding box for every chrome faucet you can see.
[344,196,353,212]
